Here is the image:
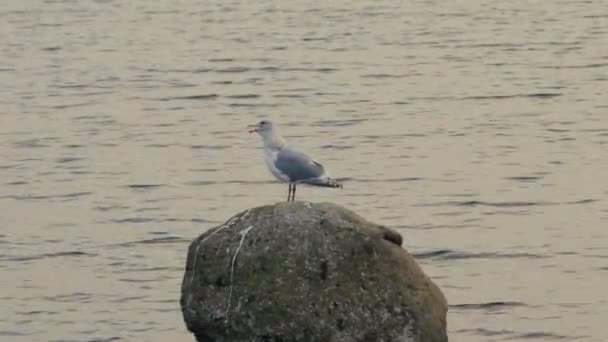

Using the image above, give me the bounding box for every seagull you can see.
[248,120,343,201]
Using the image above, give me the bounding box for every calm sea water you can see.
[1,1,607,341]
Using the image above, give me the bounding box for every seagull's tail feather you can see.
[303,178,343,189]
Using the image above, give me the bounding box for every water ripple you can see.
[225,94,261,99]
[313,119,367,127]
[125,184,165,190]
[350,177,423,183]
[1,251,95,262]
[460,93,562,100]
[449,301,527,311]
[509,331,589,340]
[49,337,122,342]
[454,328,585,340]
[0,330,29,336]
[413,249,548,260]
[415,199,597,207]
[505,176,543,182]
[158,94,218,101]
[1,192,92,201]
[189,145,231,150]
[109,236,189,247]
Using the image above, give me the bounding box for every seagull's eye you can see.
[260,120,267,125]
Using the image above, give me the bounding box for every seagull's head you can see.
[248,120,274,137]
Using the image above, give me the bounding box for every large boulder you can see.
[181,202,448,342]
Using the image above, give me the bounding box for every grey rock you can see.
[181,202,448,342]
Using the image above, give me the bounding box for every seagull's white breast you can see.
[264,148,290,182]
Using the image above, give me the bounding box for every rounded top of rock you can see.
[249,201,403,246]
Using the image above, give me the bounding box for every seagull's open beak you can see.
[247,124,258,133]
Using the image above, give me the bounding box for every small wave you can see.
[5,181,27,186]
[1,251,95,262]
[94,205,130,212]
[454,328,516,336]
[58,336,123,342]
[110,217,156,223]
[110,265,183,276]
[272,94,307,98]
[144,143,176,148]
[224,94,261,99]
[450,301,527,311]
[394,223,474,230]
[108,296,147,303]
[419,200,545,207]
[16,310,58,316]
[320,144,355,150]
[416,199,597,207]
[215,66,250,73]
[228,102,281,108]
[302,37,328,41]
[0,330,29,336]
[288,67,338,72]
[189,144,231,150]
[460,93,562,100]
[360,73,407,79]
[192,218,217,223]
[111,236,189,247]
[511,331,588,340]
[505,176,543,182]
[0,65,16,72]
[208,58,233,62]
[258,66,337,73]
[12,139,49,149]
[313,119,367,127]
[566,199,597,204]
[56,157,83,163]
[117,277,161,283]
[223,180,277,185]
[456,328,588,340]
[538,62,608,69]
[52,101,97,109]
[0,164,21,170]
[412,249,547,260]
[2,192,92,201]
[353,177,423,183]
[183,180,216,186]
[125,184,165,189]
[158,94,218,101]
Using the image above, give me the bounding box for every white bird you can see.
[248,120,343,201]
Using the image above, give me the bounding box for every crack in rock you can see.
[225,225,254,322]
[189,209,251,285]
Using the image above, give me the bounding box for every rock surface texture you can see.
[181,202,448,342]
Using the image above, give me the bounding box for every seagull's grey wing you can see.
[275,147,325,182]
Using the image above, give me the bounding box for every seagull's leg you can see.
[293,184,297,201]
[287,183,292,202]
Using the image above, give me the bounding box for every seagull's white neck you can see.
[260,129,286,151]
